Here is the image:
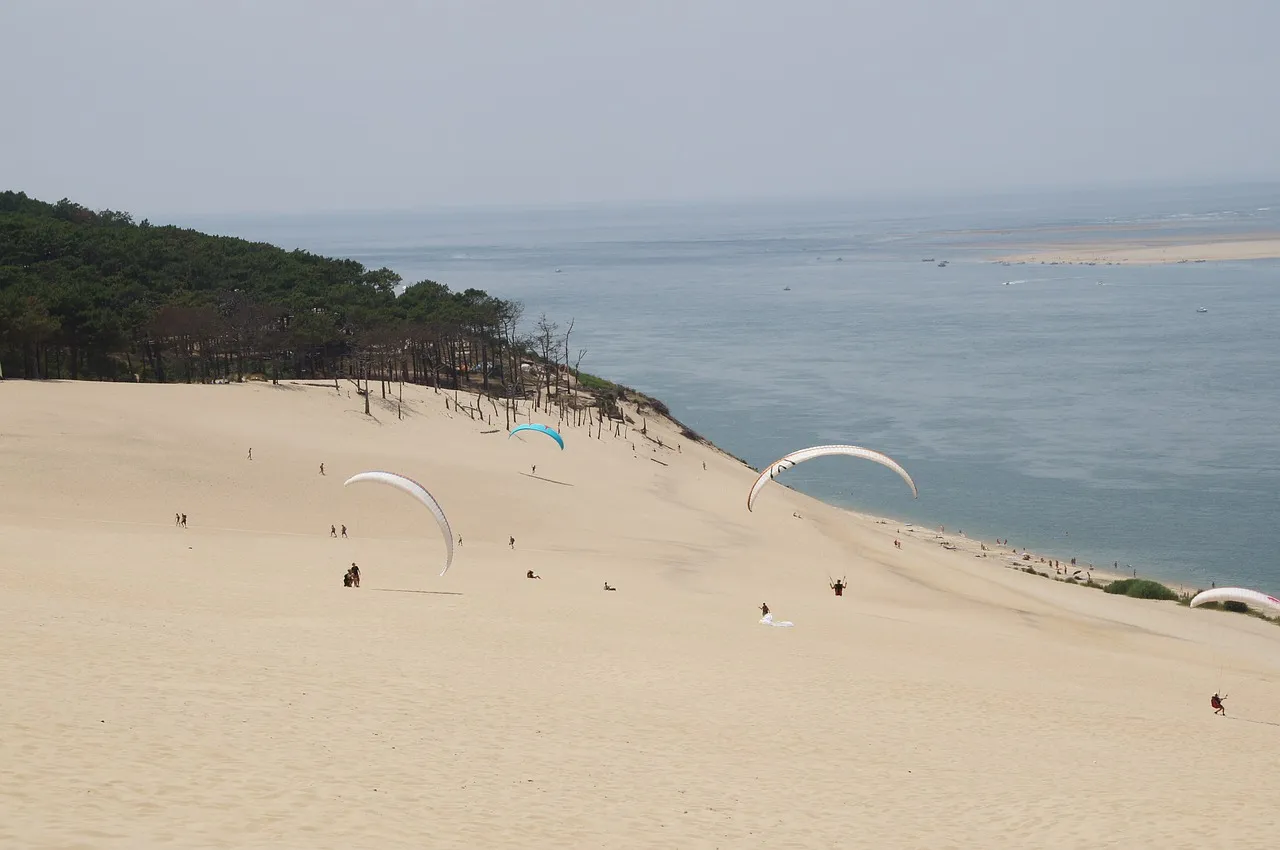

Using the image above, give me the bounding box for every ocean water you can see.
[178,185,1280,590]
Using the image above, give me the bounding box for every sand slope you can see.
[3,380,1279,848]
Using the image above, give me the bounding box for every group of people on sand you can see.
[342,563,361,588]
[174,513,188,527]
[329,524,348,538]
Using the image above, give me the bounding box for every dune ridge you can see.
[3,379,1279,848]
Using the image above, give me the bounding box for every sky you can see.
[2,0,1278,216]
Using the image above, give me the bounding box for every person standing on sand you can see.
[175,512,181,527]
[1211,693,1226,715]
[510,536,515,549]
[248,448,253,460]
[457,535,463,547]
[349,563,360,587]
[531,465,537,476]
[181,514,187,528]
[341,525,348,538]
[760,602,770,617]
[320,463,325,475]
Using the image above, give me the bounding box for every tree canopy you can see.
[0,190,523,390]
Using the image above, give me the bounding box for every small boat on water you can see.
[783,286,791,291]
[1196,307,1208,313]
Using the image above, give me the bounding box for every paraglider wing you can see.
[343,471,455,576]
[508,423,565,450]
[747,444,918,511]
[1189,587,1280,616]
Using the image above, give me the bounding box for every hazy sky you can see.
[3,0,1277,215]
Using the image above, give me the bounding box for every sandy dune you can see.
[992,235,1280,265]
[3,380,1279,848]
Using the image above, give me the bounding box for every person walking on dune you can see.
[510,536,516,549]
[180,513,187,528]
[320,463,325,476]
[341,524,348,539]
[330,525,337,538]
[1211,693,1226,715]
[247,448,253,461]
[175,512,181,527]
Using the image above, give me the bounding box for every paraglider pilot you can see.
[830,577,846,597]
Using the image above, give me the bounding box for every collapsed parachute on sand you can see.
[509,423,565,450]
[343,471,455,576]
[747,444,919,512]
[760,613,795,628]
[1189,587,1280,616]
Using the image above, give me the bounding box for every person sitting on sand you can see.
[527,570,541,580]
[343,570,354,587]
[1211,693,1226,715]
[349,562,360,588]
[760,602,769,617]
[603,582,616,591]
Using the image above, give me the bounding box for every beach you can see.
[990,234,1280,265]
[3,379,1279,848]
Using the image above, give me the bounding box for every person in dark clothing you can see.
[343,571,354,587]
[760,602,770,617]
[341,525,348,538]
[330,525,337,538]
[1211,693,1226,715]
[830,577,846,597]
[349,563,360,588]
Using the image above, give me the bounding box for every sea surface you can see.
[177,184,1280,590]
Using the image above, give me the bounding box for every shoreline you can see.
[986,234,1280,265]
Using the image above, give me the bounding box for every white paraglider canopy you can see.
[1189,587,1280,616]
[343,471,456,576]
[747,444,918,512]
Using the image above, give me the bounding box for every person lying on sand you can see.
[348,563,360,587]
[603,582,616,591]
[1211,693,1226,715]
[527,570,541,580]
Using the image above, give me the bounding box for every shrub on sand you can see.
[1103,578,1179,601]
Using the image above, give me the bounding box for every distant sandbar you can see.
[990,234,1280,266]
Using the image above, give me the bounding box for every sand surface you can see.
[3,380,1279,848]
[991,235,1280,265]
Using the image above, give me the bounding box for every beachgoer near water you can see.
[760,602,769,617]
[894,538,901,549]
[341,524,347,538]
[527,570,541,580]
[349,563,360,587]
[1211,693,1226,715]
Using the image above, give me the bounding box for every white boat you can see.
[1196,307,1208,313]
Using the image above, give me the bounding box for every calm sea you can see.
[177,184,1280,590]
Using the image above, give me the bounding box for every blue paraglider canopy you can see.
[508,423,565,450]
